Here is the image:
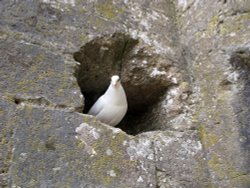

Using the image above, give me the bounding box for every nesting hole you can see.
[74,33,173,135]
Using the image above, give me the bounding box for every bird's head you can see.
[111,75,121,87]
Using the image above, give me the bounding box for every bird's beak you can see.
[112,81,119,87]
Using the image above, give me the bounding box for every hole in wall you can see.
[14,98,21,105]
[73,33,175,135]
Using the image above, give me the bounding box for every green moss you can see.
[96,1,124,20]
[208,153,224,178]
[34,54,45,63]
[83,115,91,123]
[76,139,85,149]
[200,13,250,37]
[232,175,250,187]
[88,132,136,186]
[109,132,126,152]
[97,2,117,20]
[194,158,214,188]
[220,21,241,36]
[14,33,24,40]
[206,15,219,35]
[174,14,182,27]
[14,64,40,93]
[198,125,219,149]
[195,31,204,39]
[0,30,8,40]
[1,95,15,104]
[196,13,250,38]
[198,125,206,146]
[79,34,88,42]
[91,155,115,184]
[80,8,86,14]
[220,14,250,35]
[24,104,33,116]
[208,153,250,186]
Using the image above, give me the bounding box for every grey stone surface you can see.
[0,96,17,187]
[176,0,250,187]
[0,39,83,111]
[0,0,249,187]
[10,104,156,188]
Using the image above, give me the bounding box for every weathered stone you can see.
[73,32,186,134]
[0,96,17,187]
[142,131,208,188]
[9,105,155,188]
[0,39,83,111]
[176,0,250,187]
[74,33,175,113]
[0,0,249,187]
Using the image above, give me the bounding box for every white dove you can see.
[88,75,128,126]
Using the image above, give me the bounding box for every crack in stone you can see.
[12,95,83,112]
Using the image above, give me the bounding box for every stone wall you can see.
[0,0,249,187]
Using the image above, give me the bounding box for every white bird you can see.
[88,75,128,126]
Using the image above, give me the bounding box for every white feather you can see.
[88,75,128,126]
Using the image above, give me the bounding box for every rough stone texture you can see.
[0,96,17,187]
[176,0,250,187]
[10,104,156,188]
[73,32,187,135]
[0,0,249,187]
[0,39,83,111]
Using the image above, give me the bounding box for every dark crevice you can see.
[73,32,173,135]
[74,33,139,114]
[14,98,21,104]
